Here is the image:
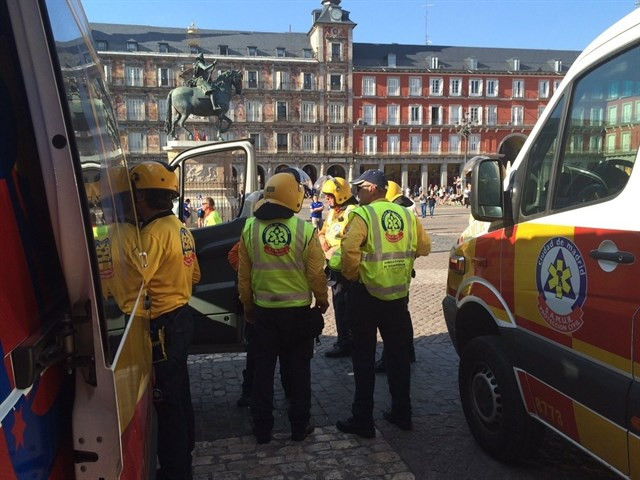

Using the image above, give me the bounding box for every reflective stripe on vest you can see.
[243,216,313,307]
[356,201,416,300]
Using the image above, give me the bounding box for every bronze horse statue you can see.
[165,70,242,140]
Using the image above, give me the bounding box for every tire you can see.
[459,336,545,463]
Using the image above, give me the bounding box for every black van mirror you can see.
[471,158,504,221]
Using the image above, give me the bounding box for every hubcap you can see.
[470,364,502,431]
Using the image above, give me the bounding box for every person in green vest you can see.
[238,171,329,444]
[336,169,431,438]
[202,197,222,226]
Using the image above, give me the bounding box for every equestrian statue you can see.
[165,54,243,140]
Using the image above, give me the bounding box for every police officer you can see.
[318,177,359,357]
[374,181,420,372]
[238,172,328,444]
[130,161,200,480]
[336,170,430,437]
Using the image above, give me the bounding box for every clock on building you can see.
[330,7,342,21]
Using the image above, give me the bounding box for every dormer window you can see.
[430,56,439,69]
[303,48,313,58]
[276,47,286,58]
[554,59,562,72]
[387,53,396,68]
[248,46,258,57]
[466,57,477,70]
[219,45,228,56]
[126,41,138,52]
[512,58,520,71]
[158,42,169,53]
[96,40,108,51]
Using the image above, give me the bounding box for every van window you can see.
[552,45,637,210]
[521,96,565,216]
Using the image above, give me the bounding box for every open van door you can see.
[169,140,259,353]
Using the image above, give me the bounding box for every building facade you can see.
[91,0,579,190]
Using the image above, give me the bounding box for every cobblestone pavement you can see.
[188,205,615,479]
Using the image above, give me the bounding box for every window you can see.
[363,76,376,96]
[486,105,497,126]
[387,53,396,68]
[539,80,550,99]
[301,101,315,122]
[128,132,144,153]
[606,134,616,153]
[97,40,108,50]
[466,57,478,70]
[158,67,173,87]
[469,79,482,96]
[430,105,442,125]
[409,105,422,125]
[622,103,632,123]
[364,135,377,154]
[387,105,399,125]
[302,133,317,152]
[512,106,524,126]
[103,64,112,84]
[388,135,400,154]
[126,98,145,121]
[329,134,343,153]
[469,105,481,125]
[250,133,262,150]
[429,135,441,153]
[248,46,258,56]
[125,66,143,87]
[276,101,288,121]
[622,132,632,151]
[276,47,286,57]
[126,41,138,52]
[387,77,400,96]
[277,133,288,152]
[409,134,422,154]
[219,45,228,56]
[330,74,342,91]
[247,70,259,89]
[329,103,343,123]
[430,78,443,96]
[553,80,560,92]
[363,104,376,125]
[430,56,439,69]
[468,134,480,153]
[591,107,604,126]
[302,72,314,90]
[449,105,462,125]
[275,71,290,90]
[513,79,524,98]
[486,79,498,97]
[158,42,169,53]
[409,77,422,96]
[331,42,341,61]
[190,46,199,55]
[538,106,546,119]
[246,101,262,122]
[303,48,313,58]
[608,105,619,125]
[589,135,602,153]
[157,98,168,120]
[449,134,461,153]
[450,78,461,96]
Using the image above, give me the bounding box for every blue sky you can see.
[83,0,635,51]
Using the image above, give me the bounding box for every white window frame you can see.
[329,103,344,123]
[511,105,524,126]
[276,132,289,152]
[387,105,400,126]
[486,105,497,126]
[364,135,377,155]
[276,101,288,121]
[363,104,376,125]
[387,134,400,154]
[430,105,443,125]
[128,131,145,153]
[469,105,482,125]
[301,101,316,123]
[302,133,317,153]
[409,105,422,125]
[387,77,400,96]
[513,79,525,98]
[449,134,461,154]
[449,105,462,125]
[538,80,550,99]
[486,79,498,97]
[449,78,461,96]
[409,134,422,154]
[429,134,442,154]
[622,102,632,123]
[126,98,145,121]
[157,67,173,87]
[275,70,290,90]
[302,72,314,91]
[246,101,262,122]
[430,77,443,96]
[329,134,343,153]
[246,70,259,89]
[469,134,481,153]
[409,77,422,96]
[363,76,376,96]
[469,78,482,97]
[125,66,143,87]
[330,74,343,92]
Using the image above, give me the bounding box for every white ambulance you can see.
[443,9,640,478]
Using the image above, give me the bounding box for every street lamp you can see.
[456,111,475,166]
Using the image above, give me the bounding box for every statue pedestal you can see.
[163,140,239,226]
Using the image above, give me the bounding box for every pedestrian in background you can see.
[310,193,324,230]
[318,177,359,358]
[336,169,430,438]
[418,190,427,218]
[238,172,329,444]
[428,189,437,217]
[202,197,222,226]
[130,161,200,480]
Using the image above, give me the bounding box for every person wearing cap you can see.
[336,169,431,438]
[318,176,359,357]
[238,172,329,444]
[130,161,200,480]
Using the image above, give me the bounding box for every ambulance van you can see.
[1,0,257,477]
[443,9,640,478]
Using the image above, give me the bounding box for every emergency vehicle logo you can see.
[535,236,587,333]
[262,223,292,256]
[381,210,404,243]
[95,237,114,279]
[180,228,195,266]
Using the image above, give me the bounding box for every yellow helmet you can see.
[321,177,352,205]
[386,180,403,202]
[263,173,304,213]
[107,165,131,195]
[129,161,179,195]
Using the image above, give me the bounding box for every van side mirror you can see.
[471,158,504,221]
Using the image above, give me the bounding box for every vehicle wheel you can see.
[459,336,545,463]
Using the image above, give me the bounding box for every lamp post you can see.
[456,111,474,166]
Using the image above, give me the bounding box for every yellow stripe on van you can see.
[513,224,575,329]
[572,338,632,375]
[574,402,629,475]
[489,305,511,325]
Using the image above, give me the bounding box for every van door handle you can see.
[589,250,635,264]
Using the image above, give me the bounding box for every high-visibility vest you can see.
[352,201,417,300]
[243,216,314,308]
[325,204,355,272]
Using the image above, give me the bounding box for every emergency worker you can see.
[238,172,328,444]
[336,170,430,438]
[202,196,222,226]
[318,177,359,357]
[375,181,419,372]
[130,161,200,480]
